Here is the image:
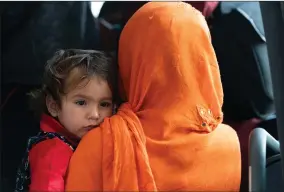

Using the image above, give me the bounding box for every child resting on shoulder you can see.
[15,49,118,192]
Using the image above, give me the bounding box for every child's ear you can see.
[46,94,59,117]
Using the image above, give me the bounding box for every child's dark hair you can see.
[29,49,118,118]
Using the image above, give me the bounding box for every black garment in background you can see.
[2,1,98,85]
[1,85,40,192]
[209,2,274,121]
[1,2,99,191]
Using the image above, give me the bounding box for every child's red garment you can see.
[26,114,78,191]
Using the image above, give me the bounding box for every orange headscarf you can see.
[65,2,241,191]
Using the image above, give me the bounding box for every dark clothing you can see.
[2,1,98,85]
[210,2,273,121]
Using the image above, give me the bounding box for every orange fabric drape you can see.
[65,2,241,191]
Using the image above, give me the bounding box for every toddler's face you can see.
[51,76,113,138]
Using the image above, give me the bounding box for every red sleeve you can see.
[29,138,73,192]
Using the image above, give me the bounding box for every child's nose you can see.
[88,107,100,121]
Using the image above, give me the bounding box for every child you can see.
[15,49,118,192]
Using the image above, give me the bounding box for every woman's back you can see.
[145,124,240,190]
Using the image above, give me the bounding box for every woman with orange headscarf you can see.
[65,2,241,191]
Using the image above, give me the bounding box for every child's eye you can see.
[100,101,112,108]
[75,100,87,106]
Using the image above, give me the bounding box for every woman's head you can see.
[30,49,118,138]
[118,2,223,138]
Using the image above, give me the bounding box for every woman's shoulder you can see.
[73,127,103,157]
[217,123,237,133]
[81,127,102,144]
[214,123,239,143]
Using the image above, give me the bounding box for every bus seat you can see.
[249,128,283,192]
[266,155,284,192]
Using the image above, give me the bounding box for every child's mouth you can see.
[84,125,98,131]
